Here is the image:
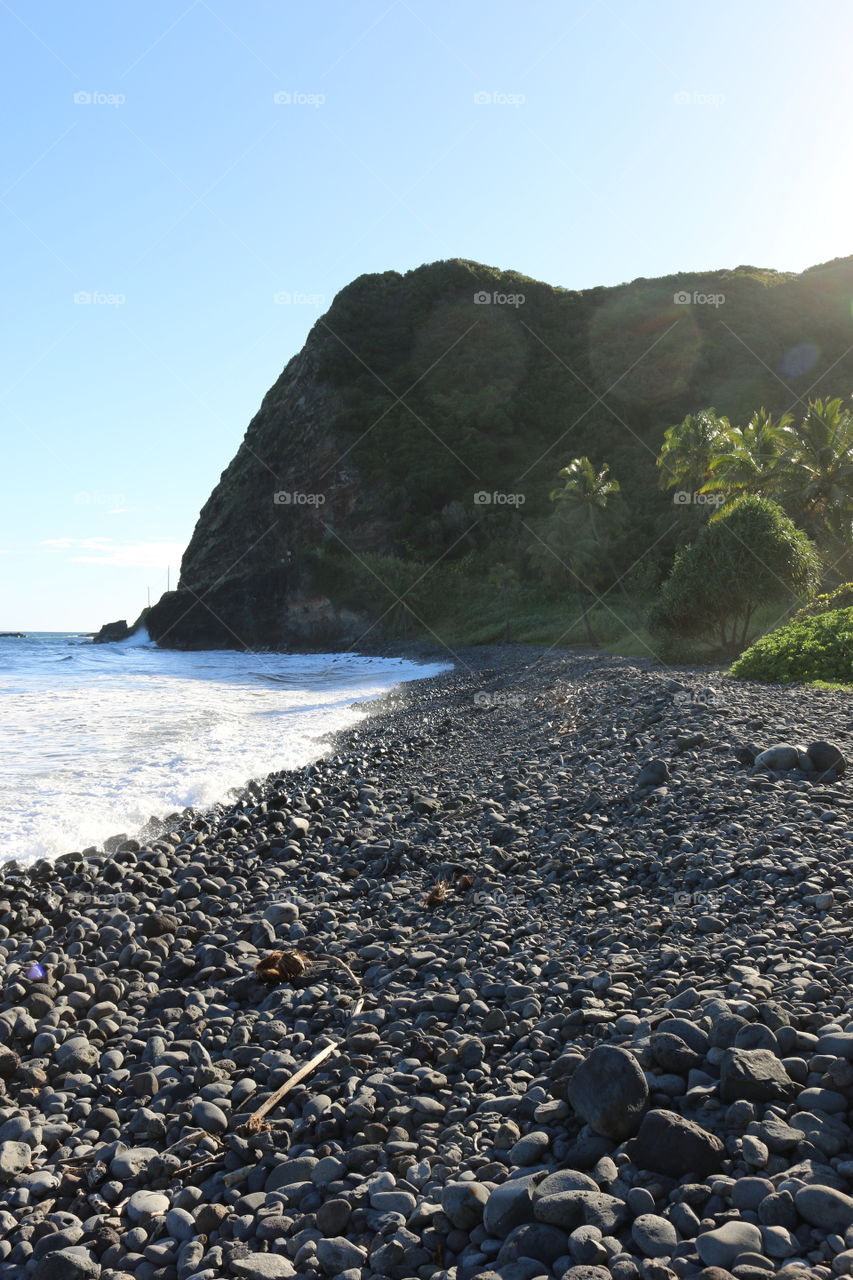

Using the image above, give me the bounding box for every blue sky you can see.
[3,0,852,629]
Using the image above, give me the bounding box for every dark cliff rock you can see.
[142,255,853,651]
[92,620,134,644]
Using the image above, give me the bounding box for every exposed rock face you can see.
[140,255,853,650]
[92,619,133,644]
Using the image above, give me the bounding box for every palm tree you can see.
[775,397,853,575]
[547,457,621,643]
[657,408,730,497]
[702,408,791,506]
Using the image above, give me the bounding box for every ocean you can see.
[0,631,449,864]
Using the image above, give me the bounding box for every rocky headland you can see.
[0,647,851,1280]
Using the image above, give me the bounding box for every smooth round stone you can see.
[632,1214,678,1258]
[165,1206,195,1240]
[191,1100,228,1134]
[761,1225,798,1258]
[568,1045,649,1140]
[510,1131,551,1165]
[627,1188,657,1217]
[441,1181,489,1230]
[730,1177,773,1211]
[795,1185,853,1231]
[126,1190,169,1223]
[697,1222,763,1269]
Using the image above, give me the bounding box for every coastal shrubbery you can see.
[730,607,853,684]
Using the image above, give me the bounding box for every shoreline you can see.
[0,644,851,1279]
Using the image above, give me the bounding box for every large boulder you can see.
[628,1109,726,1177]
[568,1044,649,1140]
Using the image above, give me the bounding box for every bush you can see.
[730,607,853,683]
[649,496,820,654]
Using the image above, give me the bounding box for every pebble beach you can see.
[1,645,852,1280]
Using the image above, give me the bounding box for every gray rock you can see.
[628,1108,725,1177]
[637,759,669,788]
[568,1045,649,1140]
[696,1221,763,1268]
[498,1222,570,1265]
[191,1100,228,1134]
[109,1146,159,1179]
[719,1048,793,1102]
[632,1213,678,1258]
[315,1237,367,1275]
[31,1247,101,1280]
[794,1184,853,1230]
[126,1190,169,1223]
[806,740,846,775]
[442,1180,489,1230]
[316,1198,352,1235]
[0,1140,31,1181]
[230,1257,297,1279]
[533,1190,628,1234]
[535,1169,599,1197]
[754,744,800,771]
[483,1176,537,1237]
[510,1130,550,1165]
[55,1036,99,1073]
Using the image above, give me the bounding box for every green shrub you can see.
[649,496,820,654]
[730,607,853,683]
[792,582,853,620]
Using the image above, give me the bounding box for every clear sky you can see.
[3,0,852,629]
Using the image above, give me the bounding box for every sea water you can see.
[0,631,449,863]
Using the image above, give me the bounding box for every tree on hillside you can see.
[529,457,621,644]
[775,398,853,576]
[656,408,730,497]
[649,495,821,654]
[702,408,791,504]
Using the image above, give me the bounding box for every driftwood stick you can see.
[245,995,364,1132]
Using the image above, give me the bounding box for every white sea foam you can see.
[0,633,450,863]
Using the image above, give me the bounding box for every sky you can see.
[2,0,853,630]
